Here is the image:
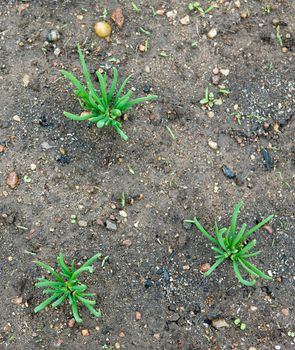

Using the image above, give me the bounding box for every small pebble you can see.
[213,67,219,75]
[262,225,273,234]
[212,75,220,85]
[220,69,230,76]
[183,265,190,271]
[13,115,21,122]
[119,331,125,337]
[81,329,89,337]
[122,239,132,247]
[30,164,37,171]
[250,306,258,311]
[281,47,288,53]
[78,220,88,227]
[47,29,60,43]
[166,10,177,21]
[281,308,289,316]
[156,9,165,16]
[119,210,127,218]
[139,44,146,52]
[207,28,217,39]
[111,8,124,29]
[240,10,249,19]
[234,0,240,9]
[212,319,229,329]
[106,220,117,231]
[143,85,151,93]
[180,15,190,25]
[135,311,142,320]
[115,343,120,350]
[222,165,236,179]
[6,171,20,189]
[249,348,257,350]
[0,144,4,152]
[272,18,280,25]
[200,263,211,273]
[68,319,75,328]
[11,296,23,305]
[96,218,104,226]
[54,47,61,57]
[208,139,218,150]
[207,111,214,118]
[154,333,160,340]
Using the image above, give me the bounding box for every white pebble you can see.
[13,115,21,122]
[180,15,190,25]
[207,28,217,39]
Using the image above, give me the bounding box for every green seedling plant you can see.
[275,25,283,47]
[185,202,273,286]
[234,318,246,330]
[34,253,102,323]
[188,2,216,16]
[200,87,222,109]
[61,45,157,141]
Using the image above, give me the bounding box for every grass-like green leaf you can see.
[184,218,218,245]
[238,215,274,244]
[233,260,256,286]
[203,257,226,276]
[34,293,62,313]
[34,260,64,282]
[231,201,243,240]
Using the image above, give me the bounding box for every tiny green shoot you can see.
[100,8,108,20]
[276,25,283,46]
[131,2,141,13]
[34,253,102,323]
[121,191,125,208]
[200,87,222,109]
[263,5,272,14]
[139,27,151,36]
[70,214,77,224]
[185,202,273,286]
[128,165,135,174]
[166,126,176,140]
[188,2,216,16]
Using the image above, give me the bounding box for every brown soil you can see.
[0,1,294,349]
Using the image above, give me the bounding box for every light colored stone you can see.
[119,210,127,218]
[166,10,177,21]
[212,319,229,328]
[220,69,230,76]
[207,28,217,39]
[180,15,190,25]
[81,329,89,336]
[78,220,87,227]
[13,115,21,122]
[208,139,218,150]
